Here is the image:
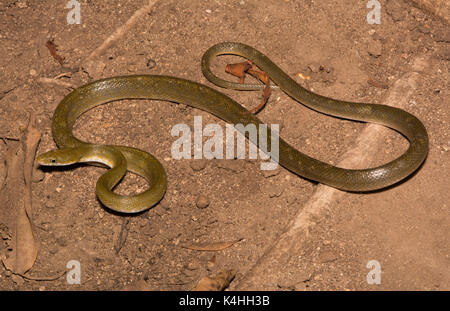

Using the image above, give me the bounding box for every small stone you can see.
[17,1,28,8]
[268,185,283,198]
[190,160,207,172]
[127,64,137,72]
[49,246,58,254]
[45,201,56,208]
[56,237,68,247]
[195,195,210,209]
[185,260,200,271]
[307,62,321,73]
[263,182,284,198]
[367,39,382,57]
[285,195,297,205]
[29,69,37,76]
[205,9,212,13]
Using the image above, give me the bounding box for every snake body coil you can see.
[37,42,429,213]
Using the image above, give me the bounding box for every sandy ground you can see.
[0,0,448,290]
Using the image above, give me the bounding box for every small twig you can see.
[53,72,74,80]
[0,136,20,141]
[0,87,16,100]
[115,218,130,254]
[37,77,75,89]
[14,270,66,281]
[86,0,159,62]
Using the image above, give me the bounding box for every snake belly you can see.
[37,42,429,213]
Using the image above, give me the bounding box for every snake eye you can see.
[51,159,56,163]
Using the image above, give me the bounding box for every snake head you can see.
[36,148,81,166]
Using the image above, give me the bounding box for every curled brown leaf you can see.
[225,61,252,84]
[45,39,65,66]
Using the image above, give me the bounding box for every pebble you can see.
[17,1,28,8]
[285,195,297,205]
[195,195,210,209]
[308,62,321,73]
[29,69,37,76]
[56,236,68,247]
[367,39,382,57]
[190,159,207,171]
[263,181,284,198]
[45,201,56,209]
[49,246,58,254]
[127,64,137,72]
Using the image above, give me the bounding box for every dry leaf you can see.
[192,269,236,291]
[45,39,65,66]
[181,238,243,251]
[247,68,272,113]
[1,114,40,274]
[247,68,270,85]
[225,61,252,84]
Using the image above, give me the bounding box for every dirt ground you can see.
[0,0,448,291]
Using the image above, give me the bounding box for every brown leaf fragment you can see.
[247,68,272,114]
[1,114,40,274]
[247,68,270,85]
[45,39,65,66]
[225,62,273,114]
[225,61,252,84]
[192,269,236,291]
[181,238,243,251]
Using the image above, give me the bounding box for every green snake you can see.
[37,42,429,213]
